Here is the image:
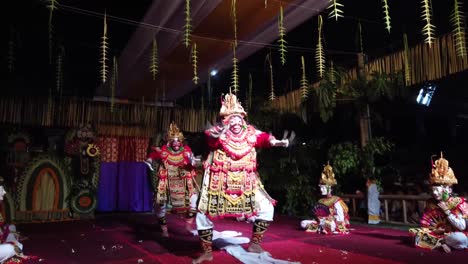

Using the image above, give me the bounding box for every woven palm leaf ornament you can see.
[231,0,238,48]
[358,20,364,53]
[300,56,309,99]
[382,0,391,33]
[329,60,336,85]
[192,43,199,85]
[231,43,240,94]
[46,0,58,64]
[316,15,326,78]
[403,33,411,86]
[184,0,192,48]
[450,0,467,57]
[421,0,436,47]
[278,5,287,65]
[266,53,275,101]
[327,0,344,21]
[150,38,158,80]
[100,11,109,83]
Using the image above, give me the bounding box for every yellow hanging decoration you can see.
[192,42,199,85]
[450,0,467,57]
[100,11,109,83]
[231,0,238,48]
[329,60,336,85]
[421,0,436,47]
[111,56,118,113]
[266,53,275,101]
[56,46,64,93]
[403,33,411,86]
[278,5,287,65]
[183,0,192,48]
[300,56,309,99]
[248,73,253,110]
[231,43,240,94]
[382,0,391,33]
[316,15,325,78]
[150,38,158,80]
[327,0,344,21]
[46,0,58,64]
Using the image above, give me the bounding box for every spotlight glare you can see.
[210,69,218,76]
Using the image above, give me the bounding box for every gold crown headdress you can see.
[167,122,184,141]
[429,152,457,186]
[219,93,247,118]
[319,162,337,186]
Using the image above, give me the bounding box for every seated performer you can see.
[144,122,200,237]
[0,178,29,263]
[300,162,350,234]
[192,92,293,264]
[409,153,468,253]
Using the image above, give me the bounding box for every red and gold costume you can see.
[146,123,198,236]
[301,163,350,234]
[409,153,468,251]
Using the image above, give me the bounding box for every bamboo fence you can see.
[272,33,468,114]
[0,97,217,137]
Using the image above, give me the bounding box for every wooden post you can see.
[402,200,408,224]
[357,53,371,147]
[384,199,389,222]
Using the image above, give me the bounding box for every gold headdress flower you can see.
[167,122,184,141]
[319,161,337,186]
[429,152,457,186]
[219,93,247,118]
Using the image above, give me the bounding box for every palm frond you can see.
[450,0,467,57]
[231,44,240,94]
[421,0,436,46]
[278,5,287,65]
[327,0,344,21]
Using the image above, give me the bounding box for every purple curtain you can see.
[97,161,152,212]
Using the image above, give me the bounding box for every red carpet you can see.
[16,213,465,264]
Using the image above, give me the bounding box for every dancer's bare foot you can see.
[247,243,265,253]
[192,252,213,264]
[441,244,451,253]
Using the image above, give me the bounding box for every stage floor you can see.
[17,213,464,264]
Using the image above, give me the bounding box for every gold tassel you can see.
[327,0,344,21]
[192,43,199,85]
[231,44,240,94]
[184,0,192,48]
[421,0,436,47]
[316,15,326,78]
[382,0,391,33]
[150,38,158,80]
[450,0,467,57]
[266,53,275,101]
[278,5,287,65]
[300,56,309,99]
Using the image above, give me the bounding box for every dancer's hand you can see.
[144,159,154,171]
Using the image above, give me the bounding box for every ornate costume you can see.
[145,123,198,237]
[301,163,350,234]
[193,93,289,263]
[409,153,468,252]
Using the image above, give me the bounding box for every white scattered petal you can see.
[39,259,44,262]
[138,240,143,243]
[138,259,144,263]
[101,245,106,250]
[71,248,75,253]
[341,250,348,255]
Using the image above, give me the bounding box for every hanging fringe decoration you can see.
[266,53,275,101]
[231,0,238,48]
[110,56,118,112]
[450,0,467,57]
[382,0,391,33]
[421,0,436,47]
[46,0,58,64]
[231,44,240,94]
[403,33,411,86]
[8,28,15,73]
[316,15,326,78]
[278,5,287,65]
[184,0,192,48]
[56,46,64,93]
[327,0,344,21]
[150,38,158,80]
[300,56,309,99]
[192,43,199,85]
[358,20,364,53]
[100,11,109,83]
